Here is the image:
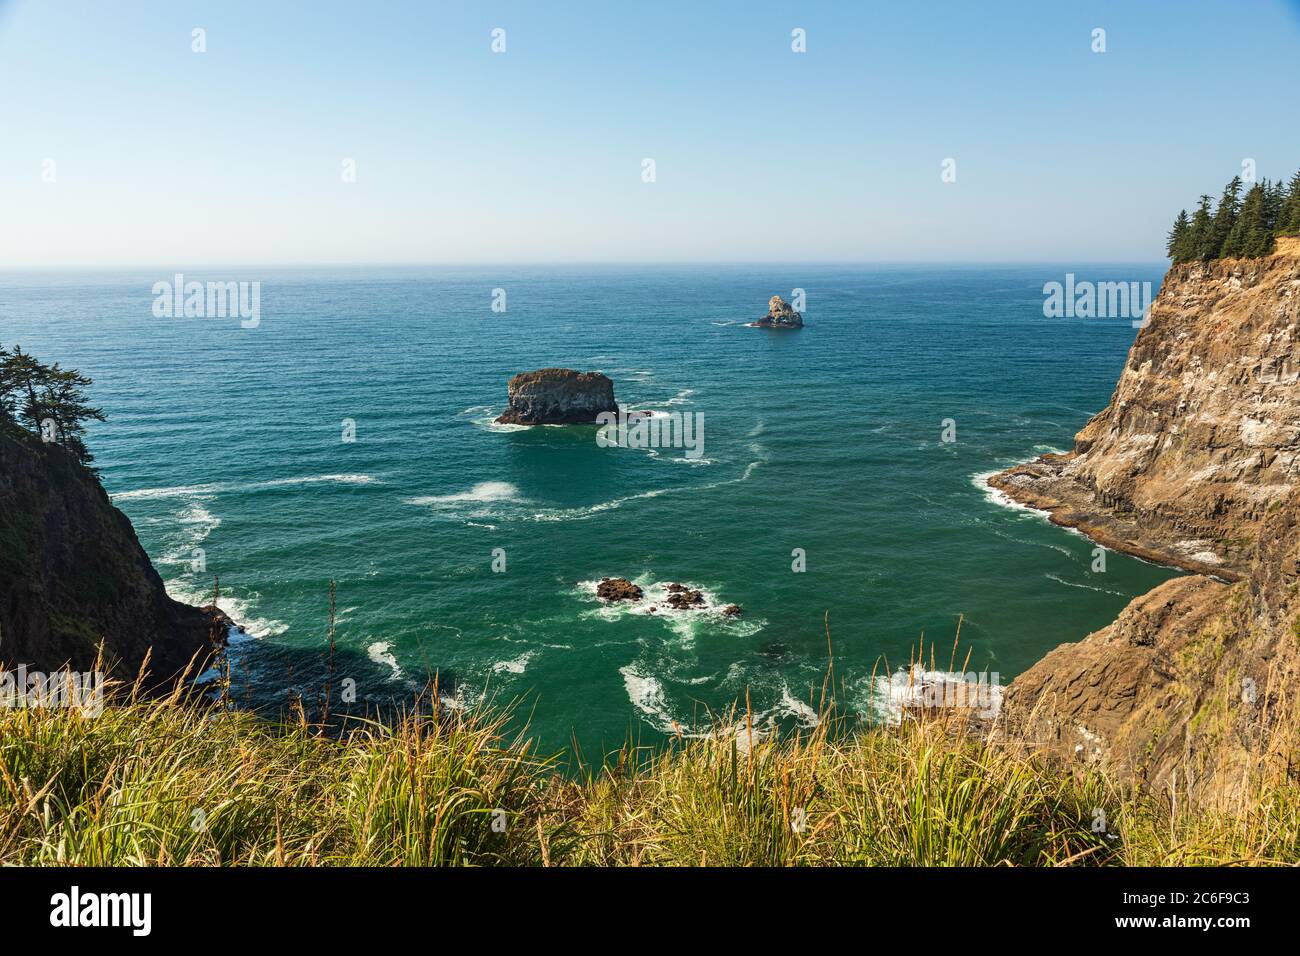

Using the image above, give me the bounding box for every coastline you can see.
[986,456,1244,582]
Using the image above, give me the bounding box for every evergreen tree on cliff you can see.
[1203,176,1242,259]
[1222,183,1273,259]
[1187,195,1214,261]
[1263,177,1286,235]
[1279,169,1300,237]
[0,344,104,466]
[1166,209,1192,263]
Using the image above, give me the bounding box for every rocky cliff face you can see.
[992,242,1300,794]
[753,295,803,328]
[495,369,618,425]
[0,427,226,686]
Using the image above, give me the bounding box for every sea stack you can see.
[753,295,803,328]
[495,368,618,425]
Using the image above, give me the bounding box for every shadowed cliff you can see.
[0,425,225,686]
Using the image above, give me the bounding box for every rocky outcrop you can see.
[992,246,1300,794]
[665,584,705,609]
[990,252,1300,578]
[495,369,617,425]
[753,295,803,329]
[0,427,227,688]
[596,578,643,602]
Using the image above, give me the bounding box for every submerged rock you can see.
[721,604,744,617]
[495,368,618,425]
[596,577,643,602]
[753,295,803,329]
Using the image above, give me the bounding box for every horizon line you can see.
[0,259,1174,273]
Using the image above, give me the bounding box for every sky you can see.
[1,0,1299,267]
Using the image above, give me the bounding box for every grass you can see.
[2,668,1297,866]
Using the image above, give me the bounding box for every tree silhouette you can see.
[0,344,104,466]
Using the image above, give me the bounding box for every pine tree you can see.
[37,365,104,465]
[1205,176,1242,259]
[1188,195,1214,261]
[1166,209,1192,262]
[1222,184,1263,258]
[1278,169,1300,236]
[1263,178,1286,235]
[0,345,103,466]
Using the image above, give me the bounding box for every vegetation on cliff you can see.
[0,345,221,682]
[1166,167,1300,263]
[0,343,104,467]
[1,673,1296,866]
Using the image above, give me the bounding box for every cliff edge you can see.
[991,244,1300,793]
[0,427,227,687]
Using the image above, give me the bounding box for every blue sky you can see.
[2,0,1298,266]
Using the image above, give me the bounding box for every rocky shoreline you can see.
[991,245,1300,792]
[987,457,1244,582]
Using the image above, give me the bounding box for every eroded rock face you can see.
[990,253,1300,577]
[0,428,227,688]
[495,369,617,425]
[994,247,1300,793]
[754,295,803,328]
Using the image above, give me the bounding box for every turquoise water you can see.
[1,264,1178,755]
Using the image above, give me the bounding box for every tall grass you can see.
[1,671,1295,866]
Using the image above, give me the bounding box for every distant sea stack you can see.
[495,368,618,425]
[753,295,803,328]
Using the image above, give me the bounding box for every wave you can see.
[1044,572,1124,596]
[113,474,377,500]
[159,502,222,564]
[491,650,536,675]
[619,664,679,734]
[763,683,820,728]
[405,481,522,508]
[527,459,763,524]
[162,577,288,641]
[970,469,1040,516]
[367,641,404,681]
[867,664,1003,725]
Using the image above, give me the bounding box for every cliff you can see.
[991,244,1300,793]
[495,368,618,425]
[0,426,226,686]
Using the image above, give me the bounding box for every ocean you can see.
[0,263,1178,757]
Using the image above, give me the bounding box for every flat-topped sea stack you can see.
[495,368,618,425]
[753,295,803,328]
